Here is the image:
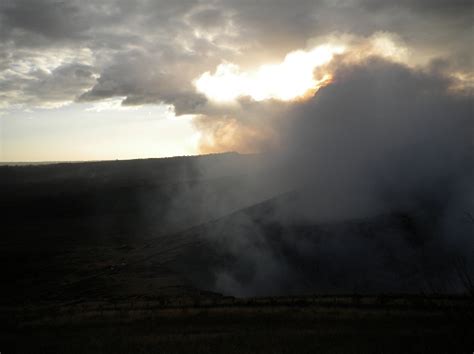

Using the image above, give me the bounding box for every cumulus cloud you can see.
[0,0,472,113]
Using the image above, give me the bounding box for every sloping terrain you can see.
[0,153,270,305]
[1,153,472,307]
[165,191,465,296]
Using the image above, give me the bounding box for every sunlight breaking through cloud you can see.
[194,44,345,102]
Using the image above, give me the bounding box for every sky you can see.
[0,0,472,162]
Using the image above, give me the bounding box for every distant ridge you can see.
[0,152,245,167]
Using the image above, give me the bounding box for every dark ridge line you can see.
[30,190,296,304]
[0,151,250,168]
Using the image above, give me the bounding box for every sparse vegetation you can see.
[3,295,474,354]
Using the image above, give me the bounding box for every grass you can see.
[2,295,473,353]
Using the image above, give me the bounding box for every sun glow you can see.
[195,44,345,102]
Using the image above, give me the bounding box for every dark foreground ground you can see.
[1,155,473,353]
[2,295,473,354]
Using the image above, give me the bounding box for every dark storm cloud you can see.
[1,0,472,112]
[77,49,208,114]
[361,0,473,13]
[358,0,474,70]
[0,61,96,107]
[27,63,97,103]
[188,8,227,30]
[0,0,91,45]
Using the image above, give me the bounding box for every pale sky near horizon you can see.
[1,102,198,162]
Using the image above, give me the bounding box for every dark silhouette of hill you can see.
[164,190,467,296]
[1,153,472,307]
[0,153,271,304]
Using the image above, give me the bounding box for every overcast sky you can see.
[0,0,472,161]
